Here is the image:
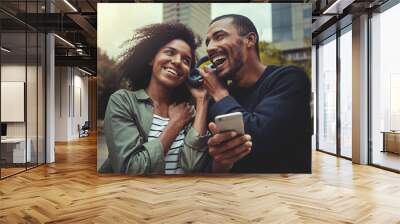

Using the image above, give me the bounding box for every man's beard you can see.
[219,57,243,83]
[219,71,235,81]
[221,39,245,82]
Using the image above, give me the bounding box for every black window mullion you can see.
[36,0,39,168]
[367,11,373,165]
[316,44,319,151]
[25,0,28,171]
[336,27,341,157]
[43,0,48,165]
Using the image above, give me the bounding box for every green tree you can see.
[97,48,122,120]
[259,41,311,79]
[259,41,288,65]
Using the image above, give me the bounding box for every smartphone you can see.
[215,112,245,135]
[187,56,216,88]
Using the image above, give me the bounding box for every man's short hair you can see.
[210,14,260,58]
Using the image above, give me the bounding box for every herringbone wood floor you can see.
[1,135,400,223]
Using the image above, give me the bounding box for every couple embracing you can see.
[100,14,312,175]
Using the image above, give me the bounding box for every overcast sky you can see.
[98,3,271,60]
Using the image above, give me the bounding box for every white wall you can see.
[1,64,26,81]
[55,67,69,141]
[55,67,89,141]
[1,65,35,138]
[75,70,89,139]
[1,82,25,122]
[1,65,26,140]
[1,63,46,163]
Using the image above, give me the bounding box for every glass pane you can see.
[27,31,38,169]
[317,36,337,154]
[339,28,352,158]
[371,4,400,171]
[312,45,317,150]
[38,32,45,165]
[1,30,27,177]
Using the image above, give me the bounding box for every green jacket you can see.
[99,89,209,174]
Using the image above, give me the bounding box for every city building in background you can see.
[270,3,312,69]
[163,3,211,57]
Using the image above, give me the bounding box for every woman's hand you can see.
[159,103,194,155]
[187,84,208,103]
[168,103,194,128]
[188,85,209,136]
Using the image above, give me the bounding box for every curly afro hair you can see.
[118,22,201,103]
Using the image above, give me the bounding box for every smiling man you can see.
[201,14,312,173]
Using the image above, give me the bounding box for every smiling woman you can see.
[99,23,211,175]
[149,39,193,89]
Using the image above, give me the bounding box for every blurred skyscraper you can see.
[270,3,312,68]
[163,3,211,57]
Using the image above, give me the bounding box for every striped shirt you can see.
[148,114,185,174]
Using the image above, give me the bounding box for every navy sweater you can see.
[208,65,312,173]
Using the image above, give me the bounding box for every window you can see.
[303,6,311,19]
[371,3,400,171]
[317,35,337,154]
[272,4,293,42]
[0,1,46,179]
[304,27,311,39]
[339,27,352,158]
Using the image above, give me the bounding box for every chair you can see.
[79,121,90,138]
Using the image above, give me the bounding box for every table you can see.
[1,138,32,163]
[381,131,400,154]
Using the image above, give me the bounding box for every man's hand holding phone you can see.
[208,112,252,173]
